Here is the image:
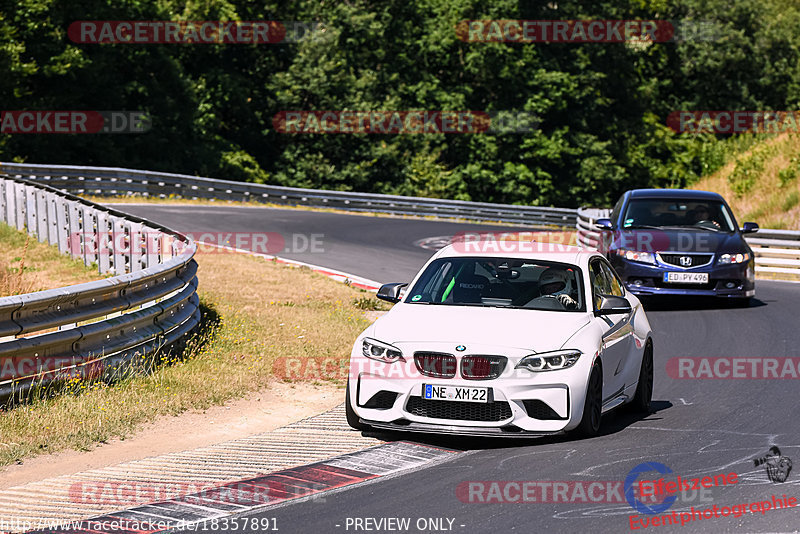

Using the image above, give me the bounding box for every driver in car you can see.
[532,268,579,310]
[689,204,721,228]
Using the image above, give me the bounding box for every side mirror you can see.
[595,218,614,231]
[741,222,759,234]
[377,283,408,303]
[595,295,632,316]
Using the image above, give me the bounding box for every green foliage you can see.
[728,143,779,196]
[1,0,799,207]
[778,157,800,188]
[781,190,799,212]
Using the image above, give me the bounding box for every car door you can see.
[589,258,634,405]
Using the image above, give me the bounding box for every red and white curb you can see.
[24,442,459,534]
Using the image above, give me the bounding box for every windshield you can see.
[622,199,736,232]
[405,257,585,312]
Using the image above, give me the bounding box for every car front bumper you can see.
[611,257,755,298]
[348,348,591,435]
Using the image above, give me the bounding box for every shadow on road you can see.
[360,400,673,451]
[640,296,765,312]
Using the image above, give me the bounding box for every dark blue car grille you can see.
[659,254,713,268]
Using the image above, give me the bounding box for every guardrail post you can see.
[67,200,83,261]
[82,207,99,268]
[35,188,48,243]
[46,190,59,246]
[111,216,128,274]
[55,196,69,254]
[0,179,6,223]
[129,221,144,272]
[143,225,160,268]
[15,182,26,231]
[96,210,111,274]
[24,185,37,237]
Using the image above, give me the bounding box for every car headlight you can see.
[516,350,582,372]
[717,252,751,265]
[362,338,404,363]
[616,249,656,265]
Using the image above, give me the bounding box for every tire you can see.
[629,342,653,413]
[572,361,603,438]
[345,383,370,431]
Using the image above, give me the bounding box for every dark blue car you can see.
[596,189,758,303]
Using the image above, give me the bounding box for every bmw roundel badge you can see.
[455,345,466,352]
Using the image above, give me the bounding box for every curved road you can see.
[115,204,800,534]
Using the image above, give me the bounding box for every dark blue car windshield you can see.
[622,199,735,232]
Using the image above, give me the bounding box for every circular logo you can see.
[625,462,677,515]
[455,345,466,352]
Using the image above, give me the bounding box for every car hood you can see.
[616,228,748,253]
[371,304,592,352]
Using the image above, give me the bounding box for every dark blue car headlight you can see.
[616,248,656,265]
[717,252,751,265]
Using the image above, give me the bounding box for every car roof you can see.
[435,242,598,266]
[627,188,725,201]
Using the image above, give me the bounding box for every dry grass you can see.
[0,222,103,296]
[0,251,378,466]
[692,133,800,229]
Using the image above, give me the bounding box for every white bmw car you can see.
[346,243,654,438]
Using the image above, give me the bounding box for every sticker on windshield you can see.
[624,218,634,227]
[411,294,422,301]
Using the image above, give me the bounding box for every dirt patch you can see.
[0,381,343,490]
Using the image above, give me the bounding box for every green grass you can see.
[692,133,800,229]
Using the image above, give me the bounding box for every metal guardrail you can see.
[0,162,577,227]
[0,175,200,401]
[576,207,800,280]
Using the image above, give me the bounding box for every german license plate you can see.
[423,384,488,403]
[663,272,709,284]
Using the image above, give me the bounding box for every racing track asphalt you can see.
[114,204,800,534]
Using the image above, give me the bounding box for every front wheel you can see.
[571,361,603,438]
[629,342,653,413]
[345,383,370,431]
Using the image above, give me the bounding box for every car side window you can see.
[423,262,452,301]
[610,195,625,225]
[599,260,625,297]
[589,260,610,309]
